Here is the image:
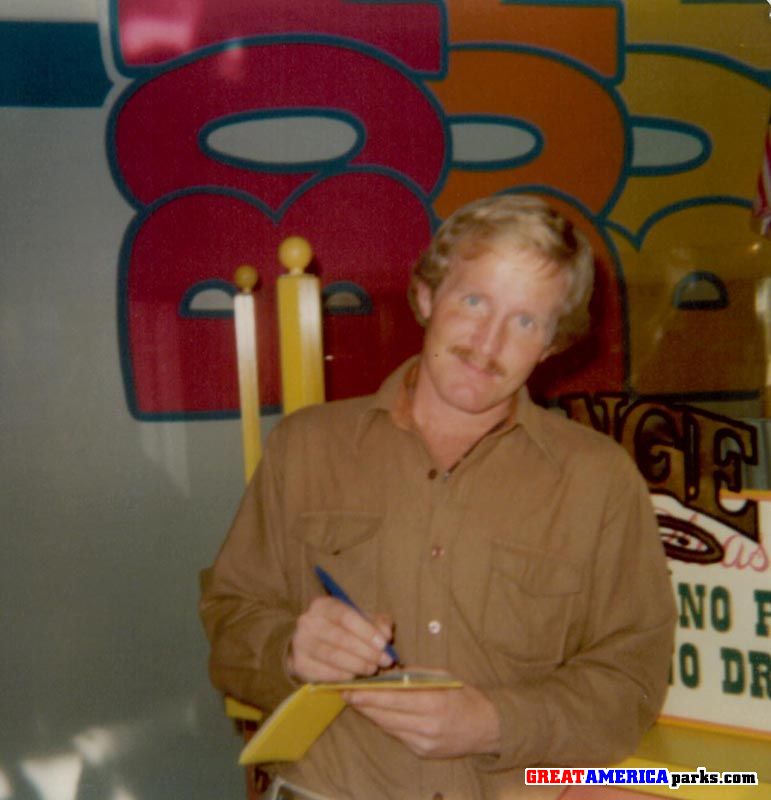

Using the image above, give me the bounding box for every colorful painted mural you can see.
[105,0,771,418]
[1,2,769,798]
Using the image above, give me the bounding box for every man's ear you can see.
[538,345,555,364]
[416,280,433,322]
[538,333,562,363]
[539,321,563,363]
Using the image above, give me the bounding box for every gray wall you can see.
[1,103,256,799]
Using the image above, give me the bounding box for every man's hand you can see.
[287,596,395,683]
[344,680,501,759]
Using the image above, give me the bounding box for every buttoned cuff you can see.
[283,635,306,689]
[243,618,299,711]
[473,685,547,772]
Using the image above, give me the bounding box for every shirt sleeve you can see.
[199,424,299,712]
[476,451,677,770]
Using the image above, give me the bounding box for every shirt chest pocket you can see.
[482,544,583,666]
[291,511,382,613]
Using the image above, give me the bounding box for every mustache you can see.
[450,346,505,377]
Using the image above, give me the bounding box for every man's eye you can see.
[517,314,535,329]
[463,294,482,307]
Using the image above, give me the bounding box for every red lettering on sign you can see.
[115,0,444,74]
[121,174,430,417]
[113,42,446,211]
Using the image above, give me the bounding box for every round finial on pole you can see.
[234,264,259,294]
[278,236,313,276]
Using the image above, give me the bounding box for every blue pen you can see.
[314,565,400,664]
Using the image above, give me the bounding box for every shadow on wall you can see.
[0,421,246,800]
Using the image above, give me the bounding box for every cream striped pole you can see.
[233,265,261,482]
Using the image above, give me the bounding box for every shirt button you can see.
[428,620,442,635]
[430,546,445,558]
[428,468,438,480]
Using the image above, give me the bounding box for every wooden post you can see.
[277,236,325,415]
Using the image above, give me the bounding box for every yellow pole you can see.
[277,236,325,414]
[233,265,261,482]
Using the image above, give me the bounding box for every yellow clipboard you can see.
[239,671,463,765]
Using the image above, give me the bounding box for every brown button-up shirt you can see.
[200,358,676,800]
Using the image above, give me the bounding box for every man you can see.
[200,194,676,799]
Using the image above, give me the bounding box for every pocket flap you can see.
[292,511,381,554]
[491,544,583,596]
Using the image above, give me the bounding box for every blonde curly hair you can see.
[408,194,594,353]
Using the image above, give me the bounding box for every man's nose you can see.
[472,316,506,357]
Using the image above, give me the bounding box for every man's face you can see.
[415,242,570,420]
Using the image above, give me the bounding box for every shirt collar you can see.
[354,356,557,464]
